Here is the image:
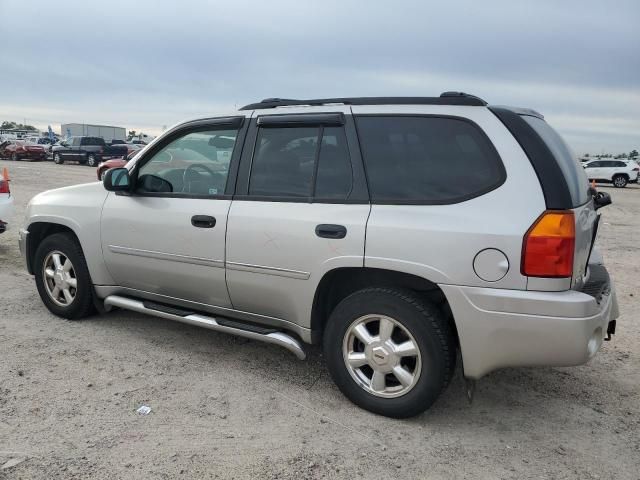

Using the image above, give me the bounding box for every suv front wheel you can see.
[34,233,95,319]
[323,287,456,418]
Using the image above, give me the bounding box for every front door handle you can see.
[315,224,347,239]
[191,215,216,228]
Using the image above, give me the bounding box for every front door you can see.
[226,111,371,327]
[100,117,246,308]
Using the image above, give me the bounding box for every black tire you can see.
[612,174,627,188]
[34,232,95,320]
[323,287,456,418]
[86,154,98,167]
[53,153,63,164]
[11,153,18,161]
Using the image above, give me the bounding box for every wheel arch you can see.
[310,267,459,347]
[26,221,80,274]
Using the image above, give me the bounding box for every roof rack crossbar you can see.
[239,92,487,110]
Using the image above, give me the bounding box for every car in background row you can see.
[97,155,130,180]
[51,136,128,167]
[0,140,47,161]
[0,169,13,234]
[583,159,639,188]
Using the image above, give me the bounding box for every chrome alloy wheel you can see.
[342,314,422,398]
[43,251,78,307]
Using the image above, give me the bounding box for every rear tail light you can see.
[522,211,575,278]
[633,167,639,172]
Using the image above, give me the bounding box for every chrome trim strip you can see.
[103,295,306,360]
[226,261,310,280]
[108,245,224,268]
[93,285,313,343]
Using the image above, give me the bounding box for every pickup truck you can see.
[51,136,128,167]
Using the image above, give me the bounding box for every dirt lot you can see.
[0,159,638,479]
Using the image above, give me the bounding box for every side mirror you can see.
[593,191,611,210]
[103,168,130,192]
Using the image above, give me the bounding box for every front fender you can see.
[24,183,114,285]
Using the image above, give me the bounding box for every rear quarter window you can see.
[521,116,589,206]
[355,116,505,204]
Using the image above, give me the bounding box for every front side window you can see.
[249,125,352,199]
[356,116,505,203]
[136,129,238,196]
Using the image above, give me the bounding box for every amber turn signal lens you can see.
[522,211,575,278]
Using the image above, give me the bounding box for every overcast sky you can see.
[1,0,638,154]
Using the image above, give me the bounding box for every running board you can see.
[103,295,306,360]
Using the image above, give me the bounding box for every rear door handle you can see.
[191,215,216,228]
[315,224,347,239]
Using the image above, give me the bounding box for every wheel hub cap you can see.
[343,314,422,398]
[43,251,77,307]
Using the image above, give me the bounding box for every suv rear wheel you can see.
[53,153,63,164]
[86,154,98,167]
[34,233,95,319]
[613,174,628,188]
[323,287,456,418]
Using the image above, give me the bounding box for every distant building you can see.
[61,123,126,142]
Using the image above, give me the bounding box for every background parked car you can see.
[51,136,128,167]
[583,159,639,187]
[97,155,129,180]
[0,168,13,234]
[0,140,47,161]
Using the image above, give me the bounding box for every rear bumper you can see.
[441,266,619,379]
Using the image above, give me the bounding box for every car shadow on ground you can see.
[77,307,619,426]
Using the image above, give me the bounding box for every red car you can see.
[0,140,47,161]
[96,146,145,180]
[97,157,128,180]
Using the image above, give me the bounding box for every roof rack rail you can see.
[239,92,487,110]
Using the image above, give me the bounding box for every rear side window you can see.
[521,116,589,206]
[249,126,353,200]
[355,116,505,203]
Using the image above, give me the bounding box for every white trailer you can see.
[61,124,126,143]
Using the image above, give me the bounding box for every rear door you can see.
[225,109,370,327]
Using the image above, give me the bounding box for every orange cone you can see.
[1,167,8,181]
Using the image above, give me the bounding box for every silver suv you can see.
[19,93,619,418]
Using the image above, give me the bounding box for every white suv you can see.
[583,159,639,187]
[19,93,619,417]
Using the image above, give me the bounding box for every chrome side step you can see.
[103,295,306,360]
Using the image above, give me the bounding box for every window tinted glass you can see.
[249,127,318,197]
[586,161,600,168]
[522,116,589,206]
[356,116,505,203]
[615,161,626,167]
[315,127,352,199]
[136,129,237,195]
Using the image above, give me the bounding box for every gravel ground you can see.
[0,159,638,479]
